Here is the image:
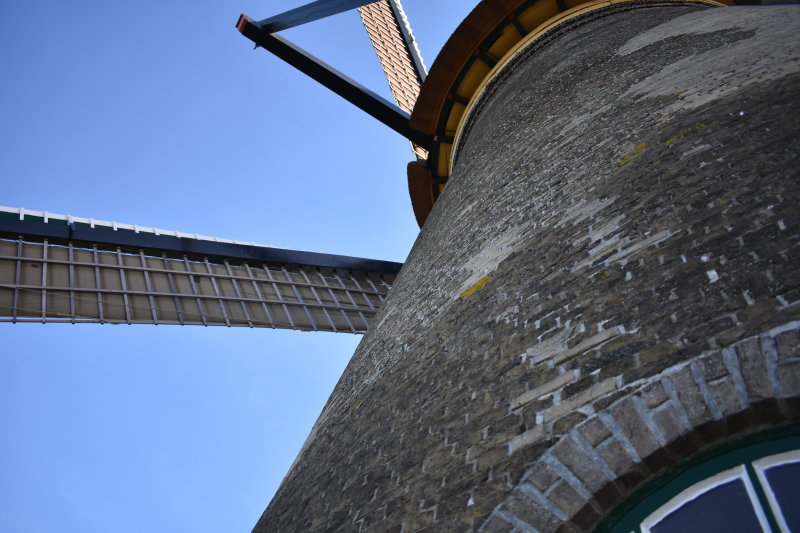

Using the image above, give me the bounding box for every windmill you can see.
[7,0,798,531]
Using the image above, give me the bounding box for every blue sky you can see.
[0,1,474,531]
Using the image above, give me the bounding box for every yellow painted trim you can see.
[438,0,726,180]
[459,275,492,299]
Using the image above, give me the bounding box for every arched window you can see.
[599,428,800,533]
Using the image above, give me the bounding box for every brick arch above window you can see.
[479,321,800,533]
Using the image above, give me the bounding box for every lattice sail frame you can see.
[1,1,429,332]
[0,208,398,333]
[358,0,428,159]
[358,0,426,115]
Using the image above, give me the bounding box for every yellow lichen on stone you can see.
[665,120,720,146]
[617,142,648,165]
[459,275,492,299]
[594,270,610,280]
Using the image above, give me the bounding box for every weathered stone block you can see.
[524,463,560,492]
[777,361,800,398]
[479,514,516,533]
[735,337,773,401]
[547,480,586,518]
[543,378,617,422]
[696,352,728,381]
[552,412,589,437]
[597,438,645,490]
[509,425,546,455]
[641,382,669,408]
[578,417,612,447]
[735,298,784,334]
[561,374,596,398]
[707,376,746,417]
[476,445,511,471]
[652,405,691,443]
[593,388,631,411]
[504,492,563,532]
[627,343,686,382]
[665,367,716,426]
[551,436,612,493]
[608,398,661,458]
[521,397,555,431]
[510,370,574,409]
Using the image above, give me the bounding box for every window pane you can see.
[651,480,762,533]
[765,461,800,532]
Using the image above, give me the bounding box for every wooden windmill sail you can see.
[0,0,426,333]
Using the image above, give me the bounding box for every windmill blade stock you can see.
[237,0,431,152]
[0,207,400,333]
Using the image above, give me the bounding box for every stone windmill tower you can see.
[238,0,800,531]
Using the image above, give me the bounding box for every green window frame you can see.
[597,424,800,533]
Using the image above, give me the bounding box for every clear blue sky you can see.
[0,1,474,531]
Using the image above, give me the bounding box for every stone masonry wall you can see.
[482,322,800,532]
[255,4,800,532]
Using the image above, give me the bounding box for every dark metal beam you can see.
[236,15,433,150]
[256,0,376,32]
[0,217,403,276]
